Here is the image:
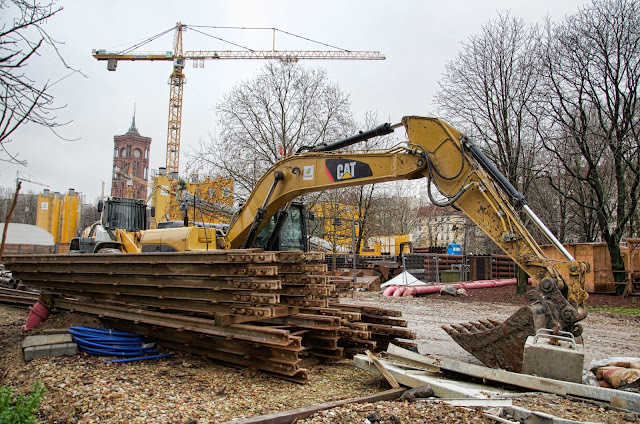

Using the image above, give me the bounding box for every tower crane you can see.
[93,23,385,176]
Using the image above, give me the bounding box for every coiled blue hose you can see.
[69,326,172,363]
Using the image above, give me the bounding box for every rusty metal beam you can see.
[9,262,279,277]
[53,298,301,346]
[4,249,280,265]
[329,302,403,317]
[107,319,304,364]
[32,281,280,304]
[14,271,282,290]
[265,314,342,330]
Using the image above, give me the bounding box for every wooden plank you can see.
[365,350,400,389]
[220,388,406,424]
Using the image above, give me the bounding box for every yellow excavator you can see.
[74,116,590,371]
[206,115,589,372]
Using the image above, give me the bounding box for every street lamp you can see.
[333,207,357,283]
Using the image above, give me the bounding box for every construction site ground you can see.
[1,286,639,423]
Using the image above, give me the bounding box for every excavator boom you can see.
[224,116,589,371]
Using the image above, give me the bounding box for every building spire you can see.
[127,104,140,136]
[130,104,137,131]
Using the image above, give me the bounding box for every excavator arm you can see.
[224,116,589,371]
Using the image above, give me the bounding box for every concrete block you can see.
[23,342,77,361]
[522,335,584,383]
[22,333,72,349]
[42,328,71,335]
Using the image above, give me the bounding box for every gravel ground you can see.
[1,286,639,423]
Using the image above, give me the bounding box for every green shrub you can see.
[0,381,46,424]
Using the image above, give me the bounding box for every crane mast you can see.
[166,23,185,175]
[93,23,385,176]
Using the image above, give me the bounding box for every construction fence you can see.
[326,253,516,284]
[1,243,70,255]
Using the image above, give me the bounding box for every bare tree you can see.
[536,0,640,278]
[0,0,78,165]
[434,13,543,193]
[0,185,36,224]
[365,184,422,238]
[188,62,354,200]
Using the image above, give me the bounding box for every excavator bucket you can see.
[442,304,545,372]
[439,279,584,373]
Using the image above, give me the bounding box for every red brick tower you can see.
[111,114,151,200]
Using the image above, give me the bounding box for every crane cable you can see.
[117,26,176,55]
[112,25,353,57]
[188,26,351,52]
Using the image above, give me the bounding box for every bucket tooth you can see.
[461,323,477,332]
[471,321,488,331]
[479,319,494,328]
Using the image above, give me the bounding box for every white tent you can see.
[0,223,54,245]
[380,271,423,288]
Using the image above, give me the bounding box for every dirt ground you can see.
[1,286,639,423]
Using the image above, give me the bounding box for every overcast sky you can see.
[1,0,591,201]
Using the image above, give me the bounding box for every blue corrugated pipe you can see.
[69,326,171,362]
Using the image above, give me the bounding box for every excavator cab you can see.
[253,202,309,251]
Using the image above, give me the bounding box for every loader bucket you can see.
[442,279,585,372]
[442,304,544,372]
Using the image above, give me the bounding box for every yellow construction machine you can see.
[69,197,146,254]
[197,116,589,371]
[72,116,589,370]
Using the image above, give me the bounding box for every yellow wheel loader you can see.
[69,197,146,254]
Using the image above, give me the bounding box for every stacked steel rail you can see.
[0,287,38,306]
[4,250,415,382]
